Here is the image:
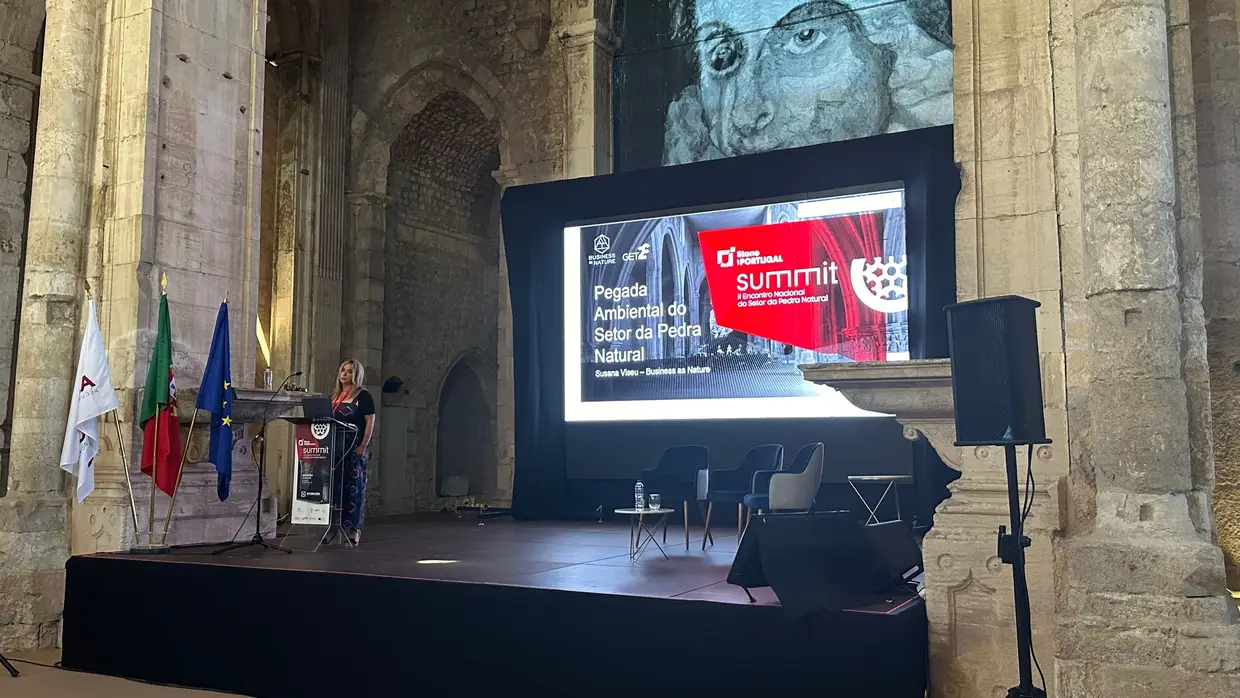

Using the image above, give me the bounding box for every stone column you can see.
[343,192,385,386]
[344,190,385,508]
[0,0,104,650]
[493,165,520,504]
[0,20,42,490]
[557,1,617,178]
[1057,1,1240,694]
[1191,0,1240,588]
[313,0,349,392]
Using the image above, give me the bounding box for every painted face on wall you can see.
[692,0,893,157]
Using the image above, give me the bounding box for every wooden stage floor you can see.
[149,513,779,605]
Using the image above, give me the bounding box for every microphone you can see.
[262,371,302,422]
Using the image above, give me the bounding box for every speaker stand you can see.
[999,444,1045,698]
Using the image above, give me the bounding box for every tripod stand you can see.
[317,421,359,550]
[214,372,300,556]
[1,651,17,678]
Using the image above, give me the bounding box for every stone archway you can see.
[344,56,512,515]
[368,76,504,514]
[435,355,497,498]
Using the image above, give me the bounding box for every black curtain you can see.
[502,126,961,520]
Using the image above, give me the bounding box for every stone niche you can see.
[801,359,1059,697]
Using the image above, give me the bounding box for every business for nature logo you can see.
[588,232,616,266]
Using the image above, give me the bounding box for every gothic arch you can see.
[350,49,511,198]
[434,349,497,407]
[366,61,505,512]
[434,351,498,498]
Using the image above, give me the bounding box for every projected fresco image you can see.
[613,0,953,170]
[564,189,909,422]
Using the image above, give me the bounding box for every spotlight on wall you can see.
[382,376,405,394]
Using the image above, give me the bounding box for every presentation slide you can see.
[564,189,909,422]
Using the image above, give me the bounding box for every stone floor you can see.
[1,650,237,697]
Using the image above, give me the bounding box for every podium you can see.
[285,411,359,548]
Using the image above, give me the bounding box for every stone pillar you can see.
[1192,0,1240,588]
[0,20,41,492]
[493,165,520,504]
[1056,1,1240,694]
[557,1,617,178]
[344,190,385,508]
[73,0,271,549]
[0,0,104,651]
[1166,0,1215,550]
[314,0,349,392]
[343,192,385,390]
[265,55,319,514]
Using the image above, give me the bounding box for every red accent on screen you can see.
[698,215,890,361]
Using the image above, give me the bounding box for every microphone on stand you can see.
[214,369,303,555]
[259,371,303,429]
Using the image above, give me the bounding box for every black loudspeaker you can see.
[727,514,922,616]
[944,295,1049,447]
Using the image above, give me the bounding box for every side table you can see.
[846,475,912,525]
[614,507,674,560]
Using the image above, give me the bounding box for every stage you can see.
[61,515,927,696]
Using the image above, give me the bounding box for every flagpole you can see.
[85,281,141,543]
[111,411,141,537]
[160,408,199,546]
[148,273,167,549]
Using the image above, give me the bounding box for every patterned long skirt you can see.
[334,451,368,532]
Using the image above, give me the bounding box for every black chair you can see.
[744,442,825,514]
[702,444,784,549]
[639,445,709,550]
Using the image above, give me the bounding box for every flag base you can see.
[1,650,18,677]
[129,543,171,555]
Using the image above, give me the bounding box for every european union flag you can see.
[197,302,233,501]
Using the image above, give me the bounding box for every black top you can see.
[333,389,375,450]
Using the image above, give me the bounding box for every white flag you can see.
[59,298,119,503]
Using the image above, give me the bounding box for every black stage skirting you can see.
[61,534,926,696]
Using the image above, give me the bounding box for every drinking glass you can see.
[648,493,661,510]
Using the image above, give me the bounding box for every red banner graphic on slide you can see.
[698,215,903,361]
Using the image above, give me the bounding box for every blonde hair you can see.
[331,359,365,401]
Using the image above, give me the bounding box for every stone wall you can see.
[346,0,574,512]
[1193,0,1240,588]
[0,0,42,495]
[382,91,501,513]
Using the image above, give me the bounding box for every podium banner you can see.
[292,421,333,525]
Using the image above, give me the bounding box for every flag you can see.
[197,302,233,501]
[59,298,119,503]
[140,292,182,496]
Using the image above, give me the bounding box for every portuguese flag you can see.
[140,292,182,496]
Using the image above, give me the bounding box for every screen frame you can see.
[499,126,959,518]
[562,186,909,422]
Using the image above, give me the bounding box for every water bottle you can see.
[635,480,645,510]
